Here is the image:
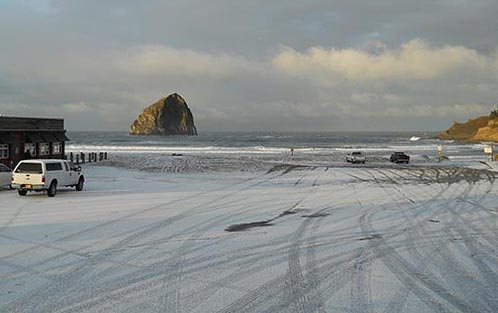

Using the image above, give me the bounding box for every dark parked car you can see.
[390,152,410,164]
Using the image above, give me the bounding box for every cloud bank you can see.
[273,40,491,81]
[1,40,497,131]
[1,1,498,131]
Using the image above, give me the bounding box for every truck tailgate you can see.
[12,173,44,185]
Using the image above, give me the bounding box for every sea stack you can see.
[439,110,498,142]
[130,93,197,136]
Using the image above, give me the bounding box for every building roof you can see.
[0,116,64,131]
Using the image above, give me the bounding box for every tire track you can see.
[364,168,480,311]
[3,171,286,313]
[22,166,320,312]
[359,167,498,312]
[360,211,479,313]
[349,247,372,313]
[0,201,31,233]
[374,170,492,312]
[283,167,330,313]
[1,171,271,264]
[447,187,498,311]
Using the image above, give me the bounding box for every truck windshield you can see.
[15,162,43,174]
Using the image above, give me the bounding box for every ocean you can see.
[65,131,491,173]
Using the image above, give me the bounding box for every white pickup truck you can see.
[12,159,85,197]
[346,151,366,164]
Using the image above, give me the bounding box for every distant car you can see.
[0,163,12,189]
[346,151,366,164]
[390,152,410,164]
[11,159,85,197]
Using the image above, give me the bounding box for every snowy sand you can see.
[1,161,498,312]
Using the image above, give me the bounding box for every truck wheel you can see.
[47,181,57,197]
[18,189,27,196]
[76,177,84,191]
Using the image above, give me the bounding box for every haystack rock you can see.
[130,93,197,136]
[439,110,498,142]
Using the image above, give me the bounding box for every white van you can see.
[12,159,85,197]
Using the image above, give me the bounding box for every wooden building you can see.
[0,116,70,168]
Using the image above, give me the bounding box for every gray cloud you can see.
[1,0,498,131]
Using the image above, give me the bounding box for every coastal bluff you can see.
[130,93,197,136]
[439,111,498,142]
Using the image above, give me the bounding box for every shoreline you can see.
[83,151,496,175]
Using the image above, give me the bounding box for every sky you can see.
[0,0,497,131]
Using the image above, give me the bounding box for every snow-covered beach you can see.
[3,0,498,310]
[1,155,498,312]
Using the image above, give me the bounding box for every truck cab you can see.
[11,159,84,197]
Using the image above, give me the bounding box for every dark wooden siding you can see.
[0,117,68,168]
